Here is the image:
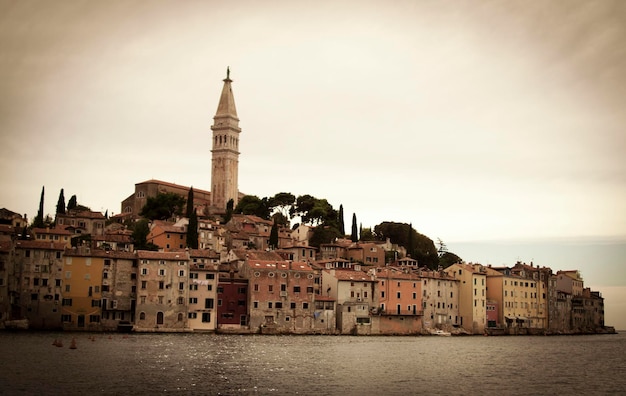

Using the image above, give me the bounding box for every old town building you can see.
[445,263,487,334]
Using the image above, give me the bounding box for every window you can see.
[397,292,401,299]
[65,271,71,279]
[89,315,100,323]
[141,281,147,289]
[189,284,198,291]
[293,286,301,293]
[178,270,185,277]
[253,301,259,308]
[159,281,164,289]
[307,287,314,293]
[206,274,215,280]
[268,302,273,309]
[269,285,274,292]
[275,302,283,309]
[177,297,184,305]
[303,302,309,309]
[141,268,148,275]
[189,297,198,304]
[290,302,296,309]
[179,282,184,290]
[205,298,214,309]
[140,296,146,304]
[91,299,100,307]
[158,296,164,304]
[62,298,72,306]
[190,273,198,279]
[188,312,197,319]
[61,314,71,322]
[254,284,259,292]
[202,312,211,323]
[159,269,166,276]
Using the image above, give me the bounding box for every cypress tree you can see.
[407,223,414,258]
[186,187,194,218]
[186,209,199,249]
[338,204,345,235]
[33,186,45,228]
[56,188,66,215]
[67,195,77,211]
[351,213,358,242]
[269,221,279,250]
[224,199,234,224]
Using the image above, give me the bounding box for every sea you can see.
[1,331,625,395]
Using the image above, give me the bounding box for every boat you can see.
[434,329,451,336]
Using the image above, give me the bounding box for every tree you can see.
[186,209,199,249]
[374,221,439,269]
[360,227,376,241]
[33,186,45,228]
[132,219,158,251]
[407,223,414,258]
[338,204,345,235]
[351,213,358,242]
[269,221,279,250]
[268,192,296,222]
[67,195,77,211]
[186,187,195,218]
[56,188,66,215]
[234,195,270,219]
[224,199,234,223]
[439,252,463,268]
[309,225,342,248]
[139,192,186,220]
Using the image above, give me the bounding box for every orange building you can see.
[373,267,423,334]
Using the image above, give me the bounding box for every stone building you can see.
[242,259,317,334]
[444,263,487,334]
[187,249,220,331]
[419,269,460,332]
[135,251,189,331]
[13,240,65,330]
[372,267,423,335]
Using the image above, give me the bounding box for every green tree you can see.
[269,221,279,250]
[360,227,376,241]
[374,222,439,269]
[407,223,414,258]
[33,186,45,228]
[224,199,234,223]
[132,219,158,251]
[186,209,199,249]
[351,213,358,242]
[309,225,342,248]
[56,188,66,215]
[268,192,296,222]
[67,195,77,211]
[234,195,270,219]
[338,204,345,235]
[439,252,463,268]
[186,187,195,218]
[139,192,186,220]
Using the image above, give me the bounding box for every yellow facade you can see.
[61,251,104,330]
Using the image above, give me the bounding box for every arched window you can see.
[139,312,146,320]
[177,313,184,322]
[156,312,164,325]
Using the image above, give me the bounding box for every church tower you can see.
[210,67,241,212]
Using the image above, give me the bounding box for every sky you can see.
[1,1,625,327]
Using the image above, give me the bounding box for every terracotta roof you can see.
[14,240,66,250]
[189,249,220,259]
[137,179,211,195]
[246,260,312,272]
[137,250,189,260]
[32,227,73,235]
[325,269,374,282]
[230,249,283,262]
[375,267,421,280]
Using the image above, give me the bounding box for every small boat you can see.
[434,329,451,337]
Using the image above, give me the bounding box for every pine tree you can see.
[338,204,345,235]
[67,195,77,211]
[186,209,199,249]
[351,213,358,242]
[269,221,279,250]
[186,187,194,218]
[33,186,45,228]
[56,188,66,215]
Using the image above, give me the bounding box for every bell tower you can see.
[210,67,241,212]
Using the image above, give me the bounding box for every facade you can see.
[556,270,584,297]
[61,247,105,331]
[56,210,106,237]
[31,227,72,248]
[99,251,137,331]
[321,269,376,335]
[420,270,460,331]
[187,249,220,331]
[135,251,189,331]
[373,267,423,335]
[13,240,65,329]
[217,274,248,330]
[445,263,487,334]
[346,242,385,266]
[211,68,241,211]
[242,259,317,334]
[147,221,186,252]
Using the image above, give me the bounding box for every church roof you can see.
[215,67,238,119]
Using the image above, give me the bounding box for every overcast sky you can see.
[1,0,626,288]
